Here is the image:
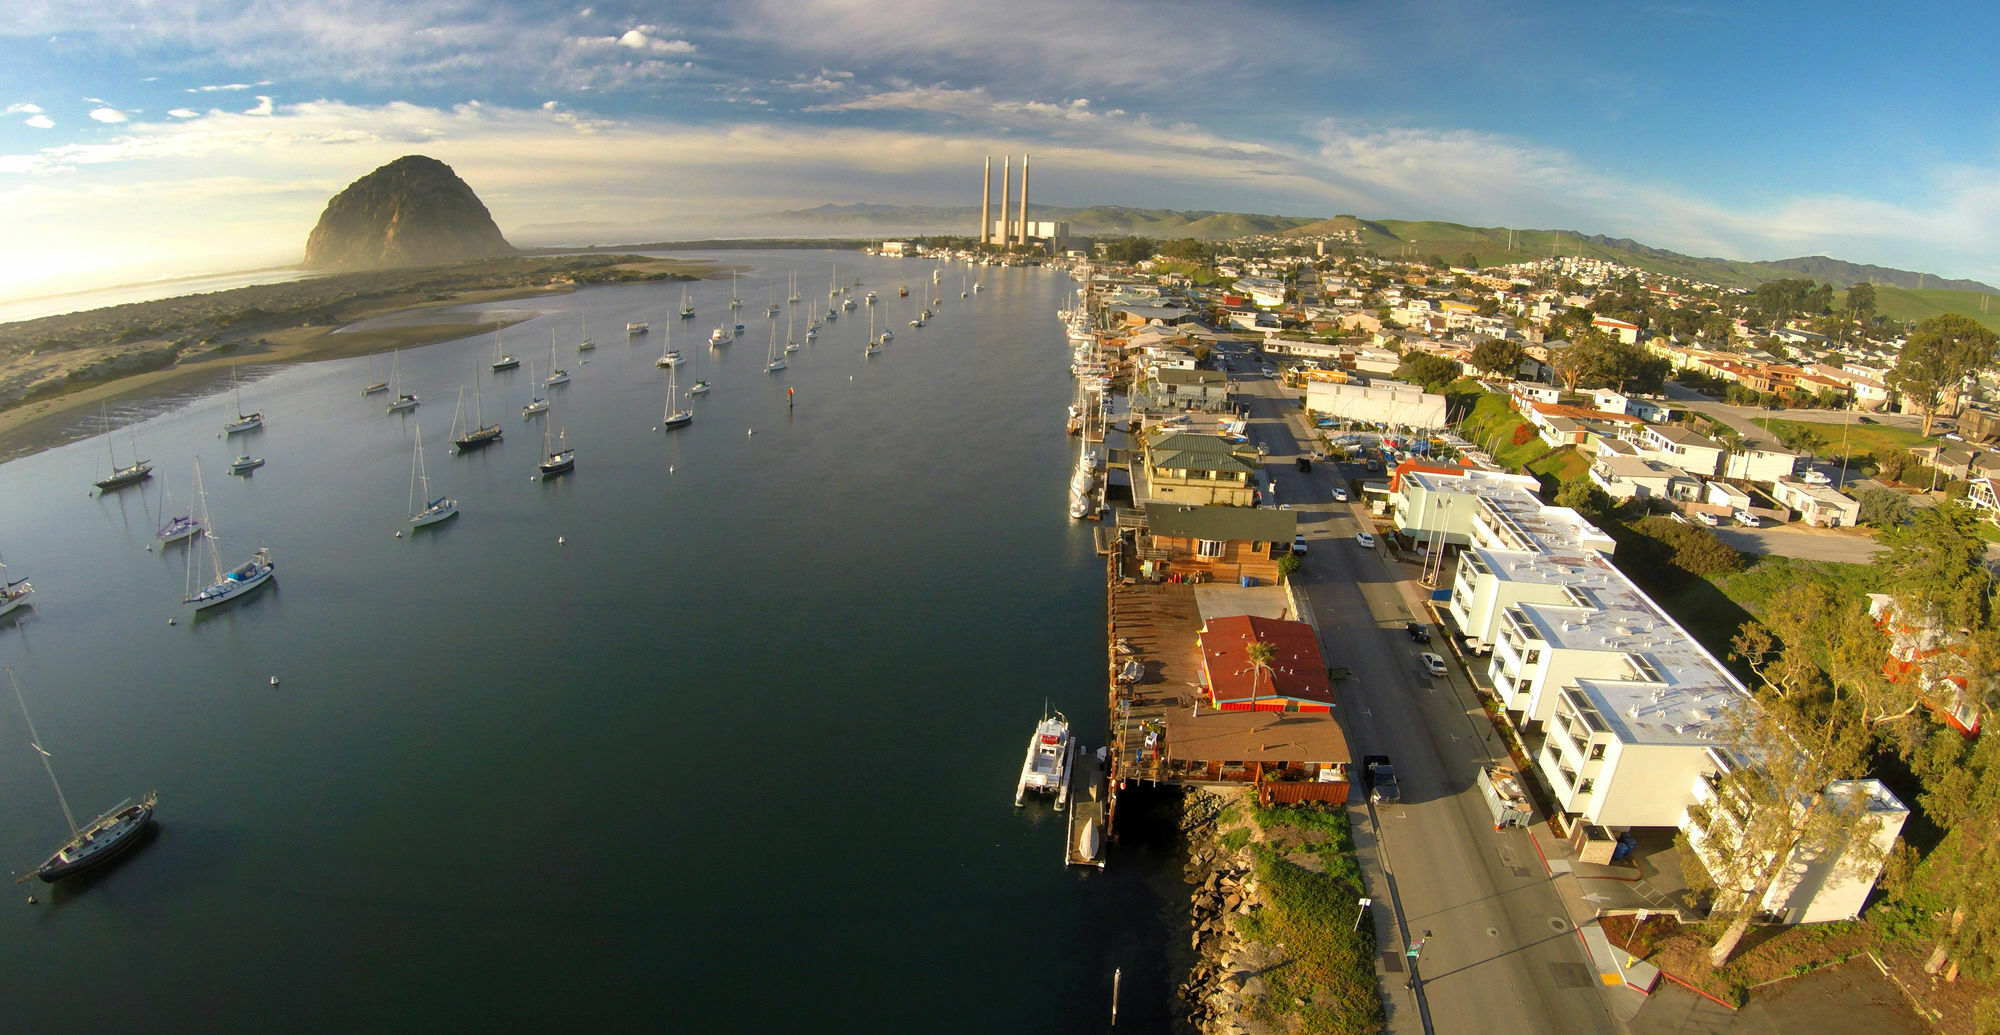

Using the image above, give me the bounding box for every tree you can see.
[1888,314,1998,435]
[1554,479,1612,518]
[1855,488,1912,528]
[1457,252,1480,270]
[1911,728,2000,981]
[1469,338,1527,379]
[1550,329,1600,393]
[1245,640,1277,711]
[1103,236,1157,264]
[1395,353,1462,392]
[1846,282,1877,327]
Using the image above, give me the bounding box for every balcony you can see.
[1493,636,1524,676]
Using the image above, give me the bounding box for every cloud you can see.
[189,83,255,93]
[24,115,54,129]
[167,108,198,118]
[617,27,695,53]
[244,96,274,116]
[88,107,129,123]
[6,102,44,114]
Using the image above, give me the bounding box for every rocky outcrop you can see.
[302,156,514,269]
[1178,790,1264,1035]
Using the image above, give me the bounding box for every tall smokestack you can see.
[999,156,1011,251]
[1019,153,1030,247]
[980,157,991,246]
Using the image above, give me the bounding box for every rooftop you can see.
[1163,710,1350,764]
[1145,502,1296,544]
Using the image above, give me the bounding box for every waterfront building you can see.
[1198,615,1335,714]
[1139,503,1294,584]
[1139,432,1261,507]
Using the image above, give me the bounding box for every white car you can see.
[1696,511,1720,527]
[1420,652,1448,677]
[1734,511,1762,527]
[1292,534,1309,555]
[1802,470,1831,485]
[1355,532,1377,548]
[1331,486,1350,502]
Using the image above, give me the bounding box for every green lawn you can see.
[1527,447,1590,487]
[1751,416,1931,459]
[1838,284,2000,334]
[1457,391,1551,470]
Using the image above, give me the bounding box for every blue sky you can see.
[4,1,1999,299]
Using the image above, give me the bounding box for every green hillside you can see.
[1837,284,2000,333]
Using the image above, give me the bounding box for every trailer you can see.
[1479,765,1533,830]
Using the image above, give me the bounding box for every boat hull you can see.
[454,426,503,451]
[185,554,275,610]
[662,413,693,429]
[491,358,520,372]
[539,452,575,478]
[94,464,154,491]
[224,414,264,434]
[35,795,156,883]
[411,501,459,527]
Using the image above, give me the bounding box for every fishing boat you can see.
[8,670,156,885]
[92,406,153,492]
[544,333,570,386]
[384,351,417,413]
[155,474,202,546]
[0,557,31,620]
[627,320,649,335]
[491,329,519,372]
[223,366,264,433]
[575,315,595,351]
[679,287,695,320]
[408,423,458,527]
[538,422,575,478]
[361,353,390,394]
[661,365,693,430]
[521,360,549,417]
[227,454,264,474]
[182,458,275,610]
[1014,707,1075,809]
[450,383,502,452]
[765,324,788,374]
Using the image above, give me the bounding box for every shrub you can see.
[1632,516,1743,576]
[1511,423,1534,446]
[1855,488,1911,527]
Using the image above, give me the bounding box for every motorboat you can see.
[227,455,264,474]
[1014,708,1075,810]
[627,321,649,334]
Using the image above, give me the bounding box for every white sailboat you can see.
[491,329,519,372]
[679,286,695,320]
[361,353,390,394]
[784,307,801,353]
[864,308,882,356]
[0,555,32,619]
[183,457,275,610]
[155,474,202,546]
[385,351,418,412]
[661,364,693,430]
[788,271,800,304]
[688,340,710,395]
[765,323,788,373]
[728,270,742,309]
[408,423,459,527]
[766,289,780,317]
[656,319,680,368]
[544,332,570,386]
[224,366,265,432]
[575,314,595,351]
[522,360,549,417]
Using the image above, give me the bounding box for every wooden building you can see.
[1140,503,1295,584]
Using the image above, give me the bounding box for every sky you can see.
[4,0,2000,302]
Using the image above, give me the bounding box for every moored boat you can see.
[1015,707,1075,810]
[228,455,264,474]
[7,670,156,885]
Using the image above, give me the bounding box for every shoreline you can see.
[0,258,721,464]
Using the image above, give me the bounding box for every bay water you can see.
[0,251,1188,1031]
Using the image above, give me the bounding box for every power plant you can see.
[978,154,1065,250]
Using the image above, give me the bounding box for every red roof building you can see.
[1200,615,1334,713]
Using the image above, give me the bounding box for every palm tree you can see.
[1246,640,1277,712]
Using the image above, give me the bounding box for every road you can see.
[1234,368,1624,1034]
[1659,382,1929,439]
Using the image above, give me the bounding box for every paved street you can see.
[1711,525,1885,564]
[1232,370,1625,1034]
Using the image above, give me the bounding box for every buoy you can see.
[393,531,403,538]
[747,428,754,435]
[167,617,176,626]
[26,894,36,904]
[558,536,566,545]
[269,676,279,687]
[145,545,153,552]
[668,465,674,474]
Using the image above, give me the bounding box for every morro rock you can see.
[302,155,515,269]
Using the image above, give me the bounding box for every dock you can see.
[1066,745,1108,868]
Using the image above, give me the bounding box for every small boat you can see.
[728,271,742,309]
[1015,707,1075,809]
[450,384,502,453]
[544,333,570,386]
[539,424,575,478]
[491,330,519,372]
[182,459,276,610]
[878,329,892,343]
[679,287,695,320]
[92,405,153,492]
[0,558,31,619]
[223,366,263,434]
[661,366,694,430]
[575,315,595,351]
[627,321,649,335]
[710,325,734,346]
[8,670,156,884]
[783,308,801,353]
[865,290,878,304]
[227,455,264,474]
[522,361,549,417]
[824,307,838,322]
[408,423,458,528]
[842,297,856,311]
[384,351,417,412]
[787,273,801,303]
[361,353,390,394]
[765,325,788,374]
[688,379,711,395]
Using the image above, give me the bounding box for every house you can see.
[1868,593,1989,735]
[1149,367,1231,410]
[1722,442,1799,484]
[1141,503,1296,584]
[1303,378,1448,430]
[1589,455,1699,503]
[1141,431,1263,506]
[1633,424,1726,477]
[1199,615,1336,713]
[1770,480,1859,528]
[1160,708,1352,805]
[1591,315,1641,344]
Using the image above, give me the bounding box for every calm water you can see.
[0,251,1189,1031]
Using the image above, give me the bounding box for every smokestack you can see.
[1019,153,1030,247]
[980,157,991,246]
[999,156,1011,251]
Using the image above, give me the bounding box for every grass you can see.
[1601,914,1870,1009]
[1751,416,1931,459]
[1457,391,1550,470]
[1234,801,1383,1035]
[1840,284,2000,334]
[1527,446,1590,488]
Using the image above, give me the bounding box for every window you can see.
[1588,744,1605,761]
[1525,649,1541,665]
[1577,778,1595,794]
[1196,539,1225,559]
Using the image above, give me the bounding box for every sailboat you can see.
[182,457,275,610]
[361,353,390,394]
[687,339,710,395]
[0,556,31,619]
[765,324,788,373]
[728,270,742,310]
[92,405,153,491]
[784,307,801,353]
[522,360,550,418]
[864,309,883,356]
[661,365,693,430]
[155,473,201,546]
[575,314,595,351]
[788,272,801,304]
[680,286,695,320]
[538,412,575,478]
[766,289,780,317]
[656,320,681,368]
[8,669,156,884]
[224,366,264,432]
[408,423,458,527]
[491,329,519,372]
[544,332,570,386]
[450,382,502,452]
[627,320,649,335]
[385,351,418,413]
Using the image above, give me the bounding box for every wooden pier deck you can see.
[1103,542,1209,833]
[1065,746,1108,868]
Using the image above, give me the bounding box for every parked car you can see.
[1696,511,1720,527]
[1734,511,1762,527]
[1406,622,1431,643]
[1296,456,1312,472]
[1355,532,1377,548]
[1292,534,1309,555]
[1420,652,1448,677]
[1363,755,1400,804]
[1331,486,1350,502]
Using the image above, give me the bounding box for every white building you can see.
[1304,378,1448,430]
[1589,455,1699,503]
[1769,479,1859,528]
[1388,468,1550,547]
[1722,443,1799,484]
[1632,424,1726,477]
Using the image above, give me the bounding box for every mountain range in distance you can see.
[515,203,1993,296]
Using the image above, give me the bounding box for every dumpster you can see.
[1478,766,1533,830]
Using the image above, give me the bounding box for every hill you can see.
[1836,284,2000,334]
[303,156,515,269]
[753,202,1316,239]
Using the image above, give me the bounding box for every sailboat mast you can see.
[8,669,79,837]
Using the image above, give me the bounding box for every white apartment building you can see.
[1304,378,1448,430]
[1390,468,1549,547]
[1630,424,1727,477]
[1722,442,1800,484]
